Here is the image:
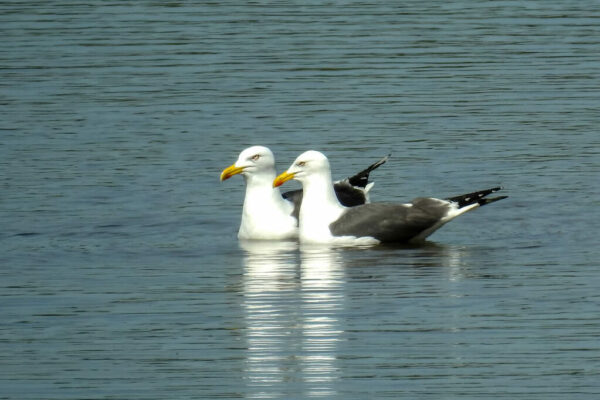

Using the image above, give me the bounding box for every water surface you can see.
[1,1,599,399]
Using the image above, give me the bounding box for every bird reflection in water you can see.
[298,244,344,398]
[240,240,344,398]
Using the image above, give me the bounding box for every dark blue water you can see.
[1,1,599,399]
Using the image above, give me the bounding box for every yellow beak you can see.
[220,164,246,181]
[273,171,296,187]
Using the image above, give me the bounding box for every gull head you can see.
[220,146,276,181]
[273,150,330,187]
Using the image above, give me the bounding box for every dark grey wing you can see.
[282,189,303,221]
[346,154,390,188]
[329,198,451,242]
[333,180,367,207]
[333,154,390,206]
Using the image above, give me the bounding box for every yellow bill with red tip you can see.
[273,171,296,187]
[220,164,245,181]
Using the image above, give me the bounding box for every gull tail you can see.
[446,187,508,209]
[347,154,390,188]
[412,187,507,242]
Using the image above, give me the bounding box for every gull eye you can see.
[297,161,306,167]
[251,154,260,161]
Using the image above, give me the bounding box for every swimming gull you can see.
[273,150,507,245]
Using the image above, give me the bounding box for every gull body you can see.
[221,146,297,240]
[273,150,507,245]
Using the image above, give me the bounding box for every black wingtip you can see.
[346,154,390,188]
[447,187,507,208]
[479,195,508,206]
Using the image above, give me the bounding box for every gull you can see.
[273,150,507,245]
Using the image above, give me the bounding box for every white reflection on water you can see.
[240,240,344,398]
[299,244,344,398]
[240,240,299,398]
[436,244,470,282]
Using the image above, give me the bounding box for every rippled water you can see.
[1,1,599,399]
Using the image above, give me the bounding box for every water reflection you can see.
[239,240,299,398]
[369,241,476,280]
[239,240,499,397]
[298,245,344,398]
[240,241,344,398]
